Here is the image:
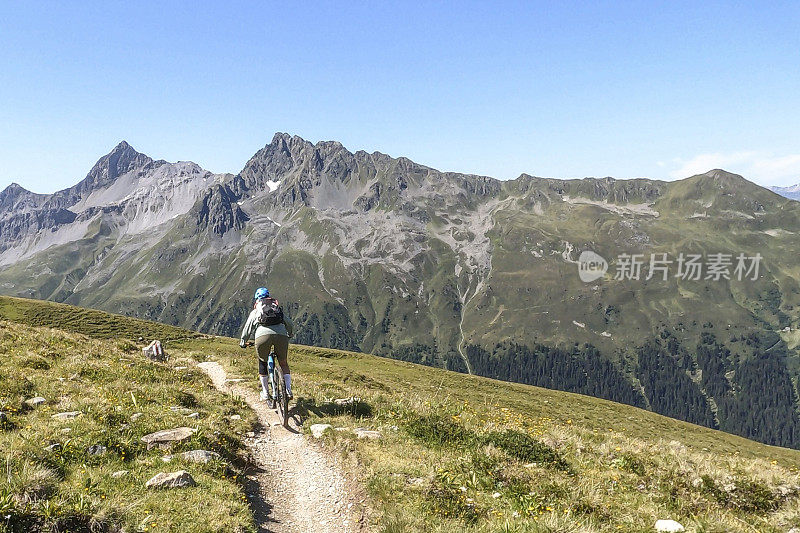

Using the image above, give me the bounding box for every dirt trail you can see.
[197,361,367,533]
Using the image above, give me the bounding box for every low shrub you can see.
[401,413,478,447]
[484,429,572,472]
[424,470,484,524]
[701,475,781,513]
[614,452,646,476]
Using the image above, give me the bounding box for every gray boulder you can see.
[87,444,107,456]
[181,450,221,463]
[145,470,196,489]
[52,411,81,420]
[655,520,685,533]
[141,427,196,450]
[25,396,46,407]
[310,424,332,438]
[353,427,381,440]
[333,397,361,406]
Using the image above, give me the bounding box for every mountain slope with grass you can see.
[3,298,800,532]
[4,137,800,450]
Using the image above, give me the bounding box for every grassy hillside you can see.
[3,298,800,532]
[0,295,201,341]
[0,322,254,531]
[209,340,800,532]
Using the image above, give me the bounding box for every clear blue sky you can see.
[2,1,799,193]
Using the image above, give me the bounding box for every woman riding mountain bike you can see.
[239,287,295,401]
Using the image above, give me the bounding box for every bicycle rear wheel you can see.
[273,363,289,426]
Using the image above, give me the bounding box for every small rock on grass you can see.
[655,520,685,533]
[52,411,81,420]
[333,397,360,406]
[111,470,129,478]
[87,445,107,456]
[145,470,196,489]
[163,450,221,464]
[25,396,46,407]
[310,424,333,438]
[44,443,62,453]
[353,427,381,440]
[141,427,196,450]
[228,415,241,420]
[130,412,143,422]
[182,450,222,463]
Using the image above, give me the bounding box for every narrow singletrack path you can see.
[198,361,367,533]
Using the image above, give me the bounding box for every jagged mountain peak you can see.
[3,182,25,192]
[92,140,151,174]
[0,183,31,213]
[238,133,359,197]
[0,182,51,215]
[1,182,28,198]
[68,141,154,201]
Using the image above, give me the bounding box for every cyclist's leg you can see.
[255,335,275,398]
[273,335,291,397]
[257,358,270,399]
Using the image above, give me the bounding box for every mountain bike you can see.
[243,342,290,427]
[265,350,290,426]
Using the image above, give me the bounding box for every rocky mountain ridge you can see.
[3,133,800,448]
[771,183,800,200]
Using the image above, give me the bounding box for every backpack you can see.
[255,297,284,327]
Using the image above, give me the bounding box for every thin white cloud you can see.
[668,151,800,187]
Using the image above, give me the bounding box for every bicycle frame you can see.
[267,351,289,425]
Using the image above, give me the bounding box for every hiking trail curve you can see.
[198,360,368,533]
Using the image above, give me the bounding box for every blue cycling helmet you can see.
[254,287,270,300]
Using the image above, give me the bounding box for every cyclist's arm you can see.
[240,311,256,347]
[283,316,294,338]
